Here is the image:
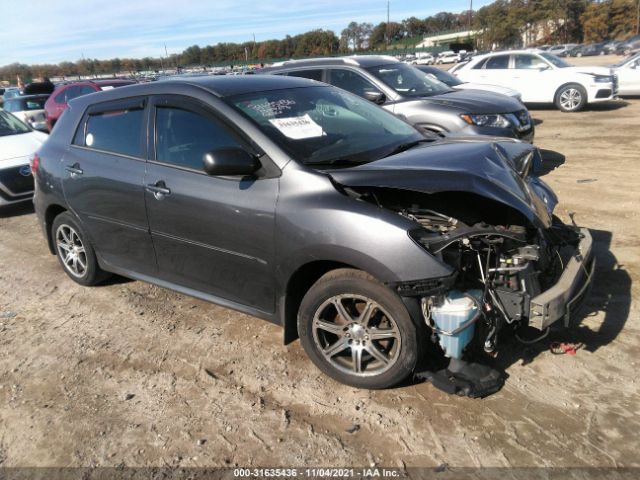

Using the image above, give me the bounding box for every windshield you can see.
[366,62,453,97]
[613,53,640,68]
[539,53,570,68]
[417,66,463,87]
[227,85,424,166]
[0,110,31,137]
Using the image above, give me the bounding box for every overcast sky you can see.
[1,0,492,66]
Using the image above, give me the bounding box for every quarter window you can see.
[287,69,323,81]
[155,107,241,171]
[81,107,144,157]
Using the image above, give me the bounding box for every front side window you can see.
[485,55,510,69]
[155,107,241,171]
[82,107,144,157]
[227,85,423,167]
[327,69,379,97]
[366,63,452,97]
[514,54,549,69]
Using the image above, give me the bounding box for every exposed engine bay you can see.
[345,186,594,396]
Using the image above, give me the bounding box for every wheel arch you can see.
[281,260,360,344]
[44,204,68,254]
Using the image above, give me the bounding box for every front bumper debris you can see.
[529,227,595,330]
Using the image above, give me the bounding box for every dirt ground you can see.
[0,55,638,471]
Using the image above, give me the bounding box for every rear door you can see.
[62,96,157,275]
[144,95,278,314]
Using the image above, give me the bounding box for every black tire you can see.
[297,268,420,389]
[555,83,588,112]
[51,212,109,286]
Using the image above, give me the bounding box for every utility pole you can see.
[636,0,639,35]
[469,0,473,31]
[386,0,390,46]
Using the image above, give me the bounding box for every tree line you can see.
[2,0,638,83]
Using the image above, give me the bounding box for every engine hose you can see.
[515,327,550,344]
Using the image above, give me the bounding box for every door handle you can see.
[65,163,83,177]
[145,181,171,200]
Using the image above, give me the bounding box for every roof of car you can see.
[264,55,399,71]
[166,74,324,96]
[68,75,325,109]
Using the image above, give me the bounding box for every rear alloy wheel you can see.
[52,212,108,286]
[555,84,587,112]
[298,269,420,389]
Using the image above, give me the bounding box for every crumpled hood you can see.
[0,130,47,162]
[328,140,557,228]
[413,89,525,114]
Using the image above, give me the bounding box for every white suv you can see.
[436,51,460,64]
[454,50,616,112]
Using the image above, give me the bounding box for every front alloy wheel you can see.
[298,269,420,389]
[556,84,587,112]
[312,294,402,377]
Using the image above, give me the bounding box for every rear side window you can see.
[484,55,510,69]
[286,69,323,81]
[155,107,241,171]
[78,104,145,157]
[55,85,97,103]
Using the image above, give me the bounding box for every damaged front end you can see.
[329,140,595,396]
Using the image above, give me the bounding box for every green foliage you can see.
[1,1,637,83]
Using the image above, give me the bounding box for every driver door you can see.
[510,54,555,103]
[144,95,279,314]
[618,59,640,95]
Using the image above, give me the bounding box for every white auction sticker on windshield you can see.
[269,114,325,140]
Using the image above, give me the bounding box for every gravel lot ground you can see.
[0,55,638,471]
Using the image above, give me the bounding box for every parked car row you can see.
[552,36,640,57]
[262,56,534,141]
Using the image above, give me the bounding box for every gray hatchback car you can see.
[262,56,534,142]
[33,76,592,395]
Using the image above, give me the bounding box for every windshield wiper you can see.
[384,138,435,158]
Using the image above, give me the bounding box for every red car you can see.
[44,79,135,131]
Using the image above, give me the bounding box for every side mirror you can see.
[537,64,550,71]
[363,90,386,105]
[202,148,260,176]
